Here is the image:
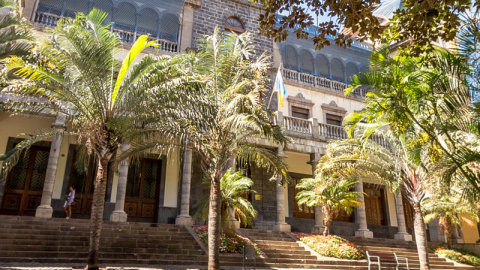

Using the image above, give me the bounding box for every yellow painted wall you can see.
[460,216,480,243]
[0,113,71,200]
[284,151,312,176]
[163,147,180,208]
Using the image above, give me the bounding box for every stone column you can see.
[453,226,465,244]
[35,114,66,218]
[227,207,240,229]
[273,173,291,232]
[309,157,325,234]
[179,0,201,52]
[394,193,413,241]
[354,181,373,238]
[176,147,193,226]
[110,143,130,222]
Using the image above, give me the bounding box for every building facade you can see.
[0,0,477,244]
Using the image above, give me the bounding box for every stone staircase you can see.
[238,228,368,269]
[0,216,475,269]
[0,216,207,267]
[346,236,474,270]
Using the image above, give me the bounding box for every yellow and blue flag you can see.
[274,67,286,107]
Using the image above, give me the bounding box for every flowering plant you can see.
[193,226,260,254]
[292,233,366,260]
[430,244,480,266]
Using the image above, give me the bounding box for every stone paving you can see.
[0,265,302,270]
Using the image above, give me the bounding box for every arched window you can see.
[225,16,245,34]
[283,45,298,71]
[137,8,159,36]
[300,50,314,74]
[159,13,179,43]
[63,0,89,18]
[331,58,345,82]
[36,0,63,15]
[114,2,136,32]
[315,54,329,78]
[93,0,113,23]
[345,63,359,84]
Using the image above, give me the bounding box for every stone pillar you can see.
[354,181,373,238]
[110,143,130,222]
[394,193,413,241]
[176,147,193,226]
[227,207,240,229]
[21,0,38,21]
[308,157,325,234]
[35,114,66,218]
[179,0,201,52]
[273,173,291,232]
[453,226,465,244]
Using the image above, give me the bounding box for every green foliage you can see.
[345,19,480,201]
[431,244,480,266]
[0,0,33,60]
[296,177,360,218]
[254,0,476,55]
[193,226,259,254]
[293,233,366,260]
[195,169,258,227]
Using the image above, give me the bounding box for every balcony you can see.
[282,69,367,99]
[275,112,389,148]
[33,12,178,53]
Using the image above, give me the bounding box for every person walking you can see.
[64,185,75,219]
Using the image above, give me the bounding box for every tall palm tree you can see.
[195,168,258,228]
[296,176,360,236]
[422,192,479,248]
[0,0,33,59]
[318,126,432,270]
[125,28,290,270]
[0,9,198,270]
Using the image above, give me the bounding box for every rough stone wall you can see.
[249,163,277,230]
[191,0,273,57]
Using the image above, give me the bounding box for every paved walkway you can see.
[0,264,309,270]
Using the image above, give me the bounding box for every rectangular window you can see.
[326,113,342,126]
[292,106,309,119]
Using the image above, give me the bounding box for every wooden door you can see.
[1,146,50,216]
[124,158,161,223]
[68,151,96,218]
[292,178,315,219]
[364,187,386,225]
[403,194,414,230]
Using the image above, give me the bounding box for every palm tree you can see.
[344,41,480,199]
[0,9,198,270]
[195,168,258,228]
[318,126,432,270]
[0,0,33,59]
[296,176,360,236]
[422,192,479,248]
[125,29,290,270]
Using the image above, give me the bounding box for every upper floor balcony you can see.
[275,111,389,148]
[282,69,367,99]
[32,0,182,53]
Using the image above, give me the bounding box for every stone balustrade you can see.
[33,12,178,53]
[282,69,367,98]
[276,111,389,148]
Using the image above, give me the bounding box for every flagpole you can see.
[267,63,283,109]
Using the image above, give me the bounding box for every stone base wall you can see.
[157,206,177,224]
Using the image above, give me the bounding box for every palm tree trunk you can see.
[444,219,453,249]
[323,207,332,236]
[208,173,222,270]
[87,158,109,270]
[413,204,430,270]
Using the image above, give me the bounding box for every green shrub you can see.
[193,226,259,254]
[293,233,366,260]
[431,245,480,266]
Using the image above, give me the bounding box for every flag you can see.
[274,67,286,107]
